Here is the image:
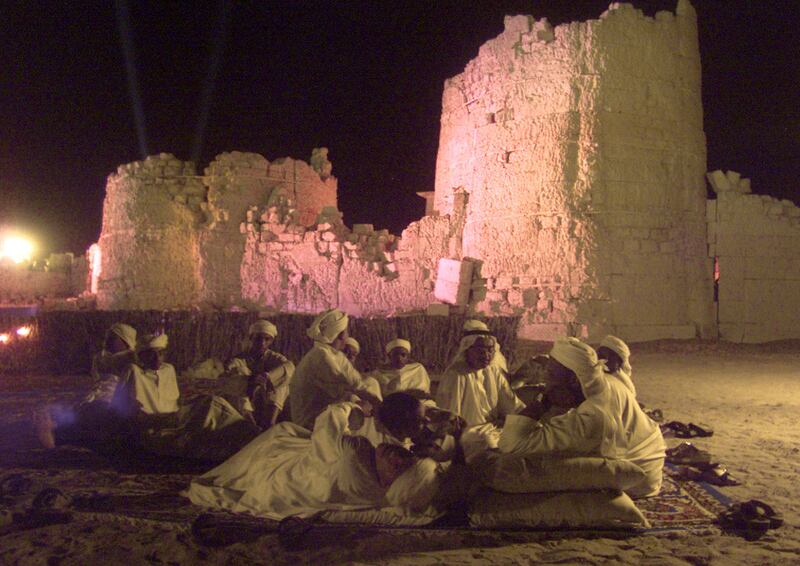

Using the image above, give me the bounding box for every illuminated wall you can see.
[434,0,715,341]
[707,171,800,342]
[96,154,202,309]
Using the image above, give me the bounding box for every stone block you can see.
[426,303,450,316]
[321,231,337,242]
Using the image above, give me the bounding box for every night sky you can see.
[2,1,798,256]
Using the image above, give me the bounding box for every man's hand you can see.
[355,398,375,418]
[518,398,549,421]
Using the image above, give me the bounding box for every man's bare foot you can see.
[33,406,56,449]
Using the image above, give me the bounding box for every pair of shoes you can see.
[718,500,783,541]
[661,421,714,438]
[674,463,741,486]
[665,442,712,467]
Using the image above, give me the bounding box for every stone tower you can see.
[434,1,715,341]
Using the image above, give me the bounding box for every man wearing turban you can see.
[372,338,431,397]
[498,337,666,498]
[113,333,260,462]
[219,319,295,428]
[35,322,139,449]
[289,309,382,430]
[597,335,636,396]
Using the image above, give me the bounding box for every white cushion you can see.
[469,489,648,529]
[478,453,647,493]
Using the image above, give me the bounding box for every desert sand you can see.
[1,340,798,565]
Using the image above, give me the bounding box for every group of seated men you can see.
[35,309,666,516]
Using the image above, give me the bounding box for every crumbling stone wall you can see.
[96,154,203,309]
[707,170,800,342]
[434,0,714,341]
[239,203,457,315]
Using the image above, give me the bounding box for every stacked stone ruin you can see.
[87,1,800,343]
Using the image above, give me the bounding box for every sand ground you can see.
[1,341,799,565]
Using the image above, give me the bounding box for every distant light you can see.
[0,333,9,344]
[1,236,35,264]
[16,326,32,338]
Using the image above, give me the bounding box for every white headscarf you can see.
[385,338,411,355]
[344,337,361,354]
[550,337,622,458]
[549,337,605,398]
[249,319,278,338]
[108,323,137,351]
[599,335,635,396]
[599,335,632,376]
[138,333,168,351]
[307,309,349,344]
[448,319,507,372]
[385,458,439,512]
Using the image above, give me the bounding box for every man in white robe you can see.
[343,336,361,365]
[498,337,666,498]
[289,309,381,430]
[597,334,636,397]
[185,401,440,519]
[373,339,431,397]
[113,334,259,462]
[218,319,295,428]
[436,332,523,428]
[35,322,139,449]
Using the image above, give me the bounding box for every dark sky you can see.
[2,1,798,256]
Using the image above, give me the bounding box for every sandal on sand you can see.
[675,463,740,486]
[733,500,784,529]
[661,421,713,438]
[645,408,664,423]
[719,500,782,540]
[665,442,712,467]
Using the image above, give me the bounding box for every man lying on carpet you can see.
[109,333,261,462]
[497,337,666,498]
[34,322,139,449]
[217,319,295,429]
[185,400,443,519]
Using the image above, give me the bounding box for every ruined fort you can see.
[38,1,800,343]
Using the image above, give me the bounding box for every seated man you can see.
[498,337,666,498]
[35,322,138,449]
[343,337,361,365]
[185,400,441,518]
[373,339,431,397]
[436,329,523,428]
[219,320,295,428]
[114,333,259,462]
[597,335,635,397]
[289,309,381,430]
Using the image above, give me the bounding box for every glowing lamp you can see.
[0,333,9,344]
[1,236,35,264]
[16,326,32,338]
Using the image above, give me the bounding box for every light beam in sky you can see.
[191,0,231,164]
[115,0,149,159]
